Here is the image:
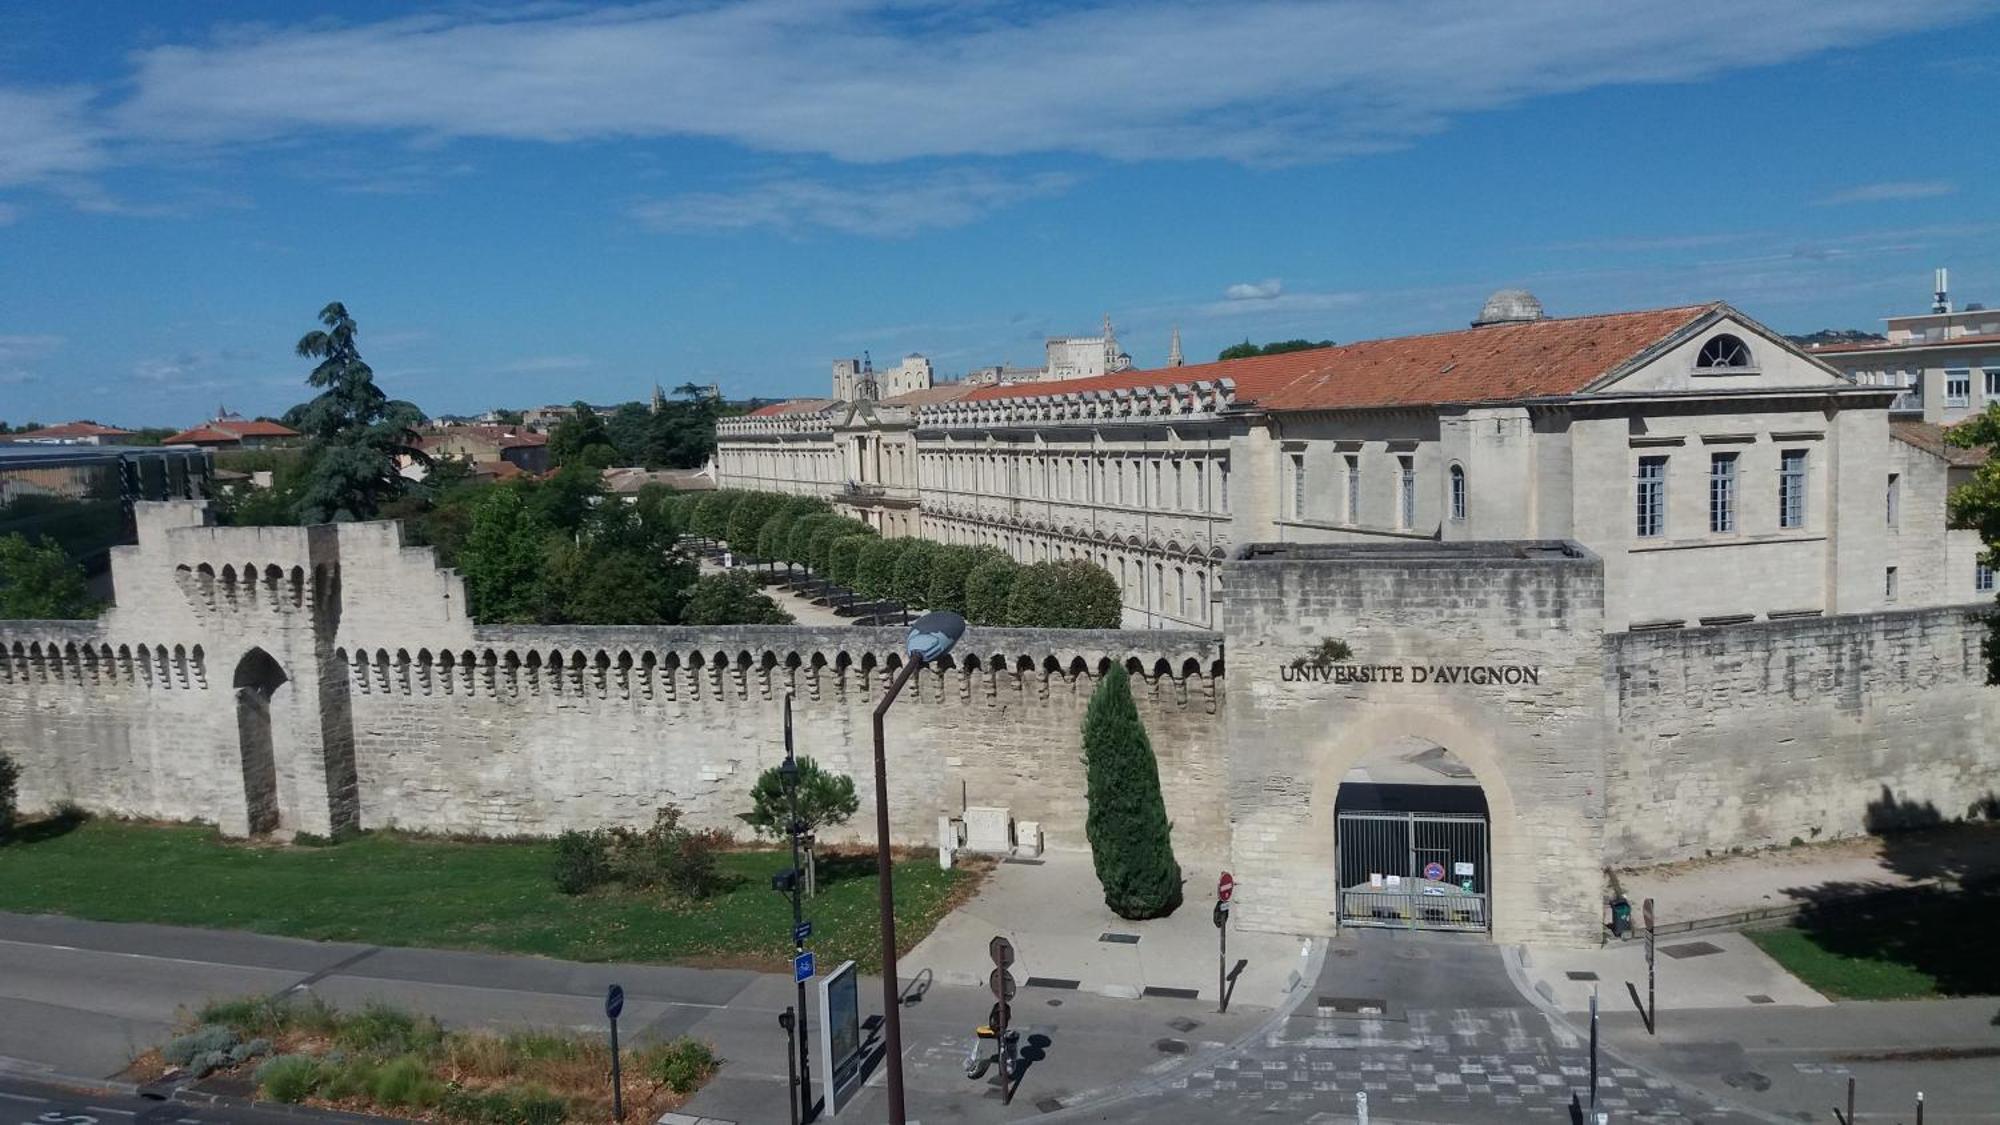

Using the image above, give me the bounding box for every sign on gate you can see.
[1335,810,1490,933]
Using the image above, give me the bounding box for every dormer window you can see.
[1695,333,1754,370]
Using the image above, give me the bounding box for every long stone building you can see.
[716,291,1989,630]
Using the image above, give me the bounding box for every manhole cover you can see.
[1332,947,1358,957]
[1098,932,1141,944]
[1746,993,1775,1004]
[1661,940,1724,959]
[1566,971,1600,981]
[1144,985,1200,1000]
[1317,996,1386,1014]
[1153,1038,1189,1055]
[1024,976,1080,990]
[1167,1016,1201,1033]
[1035,1097,1064,1113]
[1723,1070,1772,1092]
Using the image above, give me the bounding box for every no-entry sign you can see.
[1217,872,1235,902]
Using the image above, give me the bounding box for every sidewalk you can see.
[1523,930,1829,1014]
[905,849,1313,1008]
[1613,822,2000,932]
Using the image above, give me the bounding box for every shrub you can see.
[723,492,783,553]
[597,805,727,901]
[824,534,870,588]
[552,830,611,895]
[891,539,941,608]
[807,518,865,575]
[964,556,1020,626]
[370,1055,443,1108]
[738,757,859,841]
[163,1024,239,1067]
[681,572,792,626]
[316,1056,380,1102]
[854,538,911,602]
[923,545,978,615]
[0,751,16,841]
[1081,665,1183,919]
[1008,559,1122,629]
[228,1038,274,1064]
[334,1002,444,1056]
[197,993,338,1039]
[643,1038,719,1095]
[439,1086,567,1125]
[255,1055,323,1103]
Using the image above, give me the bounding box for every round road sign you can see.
[989,935,1015,968]
[1217,871,1236,902]
[1422,862,1446,882]
[989,967,1017,1002]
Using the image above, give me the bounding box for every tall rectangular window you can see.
[1344,454,1361,523]
[1193,461,1205,512]
[1290,453,1306,519]
[1218,459,1230,513]
[1449,465,1466,522]
[1887,473,1900,529]
[1978,559,1995,593]
[1709,453,1738,533]
[1635,457,1667,538]
[1778,449,1807,530]
[1397,455,1416,529]
[1984,365,2000,401]
[1152,460,1162,505]
[1946,369,1972,408]
[1886,566,1899,601]
[1172,460,1183,510]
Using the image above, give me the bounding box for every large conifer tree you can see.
[1083,665,1183,919]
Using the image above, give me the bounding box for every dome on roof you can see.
[1472,288,1546,327]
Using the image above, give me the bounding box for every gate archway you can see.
[1334,736,1490,933]
[233,647,288,835]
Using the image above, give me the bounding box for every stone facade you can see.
[2,502,1996,948]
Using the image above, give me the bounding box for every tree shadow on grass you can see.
[1779,786,2000,997]
[4,806,90,846]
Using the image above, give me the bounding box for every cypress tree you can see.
[1082,665,1183,919]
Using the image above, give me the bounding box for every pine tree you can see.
[1082,665,1183,919]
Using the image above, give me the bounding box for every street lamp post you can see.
[874,610,966,1125]
[779,693,812,1122]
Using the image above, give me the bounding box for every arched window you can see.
[1449,464,1467,522]
[1696,333,1753,369]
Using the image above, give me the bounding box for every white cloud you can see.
[0,87,105,189]
[1814,180,1960,206]
[1201,289,1367,317]
[98,0,1999,167]
[498,355,592,373]
[1224,279,1284,301]
[632,170,1075,237]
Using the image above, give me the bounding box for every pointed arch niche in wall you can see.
[233,647,289,835]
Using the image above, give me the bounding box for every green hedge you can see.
[825,534,871,587]
[891,539,942,608]
[1007,559,1122,629]
[855,538,912,602]
[964,556,1020,626]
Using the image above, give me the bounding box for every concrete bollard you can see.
[1355,1089,1368,1125]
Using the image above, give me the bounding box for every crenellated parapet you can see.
[335,625,1225,710]
[170,560,339,618]
[0,624,210,692]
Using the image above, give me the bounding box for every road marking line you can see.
[0,938,304,975]
[84,1105,136,1116]
[0,1092,48,1103]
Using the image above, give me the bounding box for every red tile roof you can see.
[1813,332,2000,355]
[880,384,980,407]
[418,425,546,450]
[162,426,241,445]
[214,418,299,438]
[960,304,1718,412]
[0,421,135,440]
[745,398,836,418]
[1891,420,1991,468]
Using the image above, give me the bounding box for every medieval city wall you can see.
[1604,605,2000,865]
[336,624,1228,852]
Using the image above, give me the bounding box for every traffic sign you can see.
[989,967,1017,1002]
[794,920,813,945]
[989,935,1015,968]
[1422,861,1446,882]
[794,951,816,983]
[1217,871,1236,902]
[605,984,624,1020]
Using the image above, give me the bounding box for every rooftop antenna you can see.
[1934,267,1951,314]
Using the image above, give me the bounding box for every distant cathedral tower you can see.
[650,382,666,414]
[1168,325,1184,367]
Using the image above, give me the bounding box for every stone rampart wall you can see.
[1605,605,2000,865]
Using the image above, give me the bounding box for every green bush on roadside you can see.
[335,1002,444,1056]
[255,1054,323,1103]
[0,751,17,841]
[643,1037,719,1095]
[551,829,612,895]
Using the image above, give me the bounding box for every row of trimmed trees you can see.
[654,489,1124,629]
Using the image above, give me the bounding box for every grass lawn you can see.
[1746,877,2000,1001]
[0,818,976,972]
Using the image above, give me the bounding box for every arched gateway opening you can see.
[233,647,288,835]
[1334,737,1491,934]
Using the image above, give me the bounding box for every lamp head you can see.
[906,610,966,662]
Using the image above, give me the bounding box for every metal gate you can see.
[1336,810,1489,933]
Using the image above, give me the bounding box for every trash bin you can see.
[1608,896,1632,938]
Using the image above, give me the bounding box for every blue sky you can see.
[3,1,1999,426]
